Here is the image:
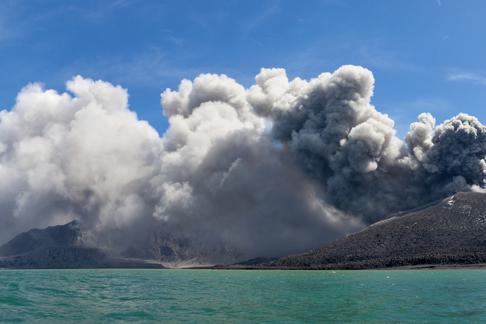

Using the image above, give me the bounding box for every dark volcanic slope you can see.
[0,221,82,257]
[268,192,486,269]
[0,221,163,269]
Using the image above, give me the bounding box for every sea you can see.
[0,269,485,323]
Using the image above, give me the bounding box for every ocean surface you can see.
[1,269,486,323]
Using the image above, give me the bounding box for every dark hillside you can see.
[265,192,486,269]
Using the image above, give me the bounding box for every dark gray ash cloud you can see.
[1,66,485,263]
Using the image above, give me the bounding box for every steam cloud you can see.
[1,65,485,262]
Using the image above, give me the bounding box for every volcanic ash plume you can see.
[1,65,485,262]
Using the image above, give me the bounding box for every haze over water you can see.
[1,269,485,323]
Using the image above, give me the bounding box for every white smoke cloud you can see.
[1,65,486,263]
[0,77,163,238]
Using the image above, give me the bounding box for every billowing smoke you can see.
[1,65,485,263]
[248,66,486,222]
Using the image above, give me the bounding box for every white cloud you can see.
[447,72,486,86]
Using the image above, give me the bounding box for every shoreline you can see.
[4,262,486,271]
[184,262,486,270]
[6,260,484,271]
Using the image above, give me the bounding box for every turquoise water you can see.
[1,269,486,323]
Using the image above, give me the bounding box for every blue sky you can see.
[1,0,486,136]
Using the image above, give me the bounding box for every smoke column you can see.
[1,65,485,262]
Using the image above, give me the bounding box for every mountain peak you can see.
[0,220,83,257]
[0,221,164,269]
